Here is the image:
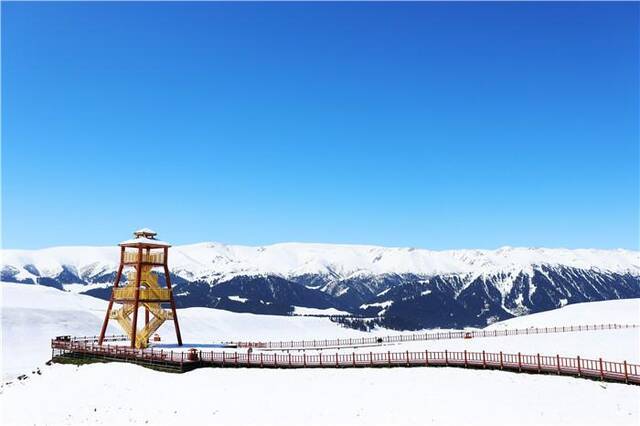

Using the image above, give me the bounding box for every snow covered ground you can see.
[1,283,639,425]
[2,363,638,426]
[0,283,369,381]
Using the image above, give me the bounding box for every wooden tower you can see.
[98,229,183,348]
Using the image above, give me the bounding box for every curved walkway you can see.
[51,335,640,385]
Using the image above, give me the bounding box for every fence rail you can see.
[123,252,165,264]
[50,338,639,385]
[231,323,639,350]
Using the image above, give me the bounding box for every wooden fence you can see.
[51,337,639,385]
[231,323,639,349]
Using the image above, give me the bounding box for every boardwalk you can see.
[51,328,640,385]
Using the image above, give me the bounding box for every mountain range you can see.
[2,242,639,329]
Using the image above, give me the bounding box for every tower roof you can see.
[120,228,170,248]
[134,228,157,238]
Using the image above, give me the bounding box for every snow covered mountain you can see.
[2,243,639,329]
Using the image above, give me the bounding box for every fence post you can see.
[624,361,628,384]
[445,350,449,366]
[222,351,226,366]
[336,352,339,367]
[537,353,541,372]
[599,358,603,381]
[426,350,429,366]
[303,353,306,367]
[482,350,486,368]
[464,350,468,367]
[288,353,292,367]
[319,352,322,367]
[353,352,356,367]
[406,350,410,366]
[556,354,561,375]
[577,356,581,376]
[388,351,391,367]
[518,352,521,372]
[499,351,503,370]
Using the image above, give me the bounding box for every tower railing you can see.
[122,252,165,264]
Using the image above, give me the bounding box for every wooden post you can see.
[260,352,263,367]
[425,350,429,366]
[353,352,356,367]
[599,358,604,381]
[499,351,503,370]
[130,247,143,348]
[303,352,306,367]
[464,350,467,367]
[624,361,628,383]
[445,350,449,366]
[577,356,581,376]
[319,352,322,367]
[370,352,373,366]
[537,353,541,372]
[164,247,182,346]
[556,354,561,375]
[98,247,124,345]
[388,351,391,367]
[482,350,486,368]
[518,352,522,372]
[406,350,410,366]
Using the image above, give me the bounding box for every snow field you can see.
[1,362,638,426]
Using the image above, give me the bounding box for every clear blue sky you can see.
[2,2,639,250]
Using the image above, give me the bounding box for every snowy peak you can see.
[2,242,639,330]
[2,243,639,284]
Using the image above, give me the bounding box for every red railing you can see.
[51,338,640,385]
[231,323,639,349]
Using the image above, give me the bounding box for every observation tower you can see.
[98,229,183,348]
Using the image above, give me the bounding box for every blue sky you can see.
[2,2,638,250]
